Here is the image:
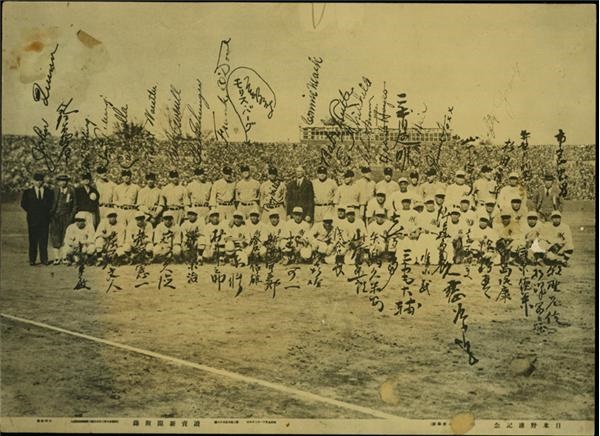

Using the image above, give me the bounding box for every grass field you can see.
[0,200,596,421]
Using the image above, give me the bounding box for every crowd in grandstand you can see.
[20,162,574,269]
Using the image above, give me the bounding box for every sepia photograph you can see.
[0,2,597,434]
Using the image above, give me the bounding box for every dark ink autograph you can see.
[32,44,59,106]
[226,66,276,141]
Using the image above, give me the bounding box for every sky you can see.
[2,2,597,144]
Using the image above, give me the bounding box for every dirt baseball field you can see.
[0,200,595,420]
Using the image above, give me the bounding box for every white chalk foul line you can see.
[1,313,401,420]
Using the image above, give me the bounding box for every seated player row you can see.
[61,197,574,268]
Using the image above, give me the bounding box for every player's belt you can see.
[167,205,184,210]
[192,202,210,207]
[119,205,137,210]
[315,202,334,206]
[239,201,257,206]
[264,202,283,208]
[218,201,234,206]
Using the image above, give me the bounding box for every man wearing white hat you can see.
[261,210,289,259]
[467,215,498,263]
[445,207,469,263]
[393,198,419,264]
[509,196,528,225]
[123,210,154,261]
[181,208,205,261]
[202,210,228,262]
[95,211,127,262]
[540,210,574,264]
[366,191,392,224]
[333,205,347,229]
[458,197,477,228]
[519,210,545,262]
[307,213,338,263]
[365,208,392,260]
[243,208,267,262]
[281,206,312,263]
[223,211,249,265]
[445,170,472,209]
[498,171,528,211]
[63,212,96,264]
[153,211,182,261]
[413,198,441,265]
[495,211,525,256]
[389,177,413,214]
[338,206,367,264]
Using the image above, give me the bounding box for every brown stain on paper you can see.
[24,41,44,52]
[378,378,401,405]
[450,412,475,435]
[77,29,102,48]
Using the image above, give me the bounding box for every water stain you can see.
[77,30,101,48]
[450,412,475,434]
[378,377,400,405]
[24,41,44,52]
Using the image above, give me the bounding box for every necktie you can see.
[37,188,41,200]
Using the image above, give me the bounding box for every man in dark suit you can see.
[534,174,562,221]
[286,166,314,223]
[21,172,54,265]
[73,172,100,228]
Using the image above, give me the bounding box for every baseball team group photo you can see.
[1,2,596,434]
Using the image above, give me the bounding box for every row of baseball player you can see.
[59,197,573,267]
[91,164,561,226]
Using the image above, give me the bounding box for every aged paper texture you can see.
[1,2,596,434]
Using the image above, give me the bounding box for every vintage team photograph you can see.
[0,2,596,434]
